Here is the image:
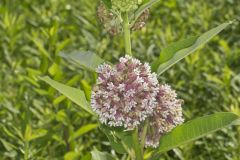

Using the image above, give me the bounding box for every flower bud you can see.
[131,9,149,31]
[97,2,122,36]
[111,0,143,12]
[97,2,149,35]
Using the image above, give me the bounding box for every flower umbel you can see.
[91,55,159,130]
[145,84,184,148]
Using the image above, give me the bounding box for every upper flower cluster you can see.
[97,2,149,36]
[91,55,184,147]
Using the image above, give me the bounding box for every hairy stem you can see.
[123,12,132,56]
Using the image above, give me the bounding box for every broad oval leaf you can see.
[40,76,95,115]
[60,51,105,72]
[155,22,232,76]
[151,112,239,158]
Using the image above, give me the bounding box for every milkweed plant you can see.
[40,0,240,159]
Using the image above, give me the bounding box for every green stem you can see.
[140,119,149,155]
[132,128,143,160]
[123,12,132,56]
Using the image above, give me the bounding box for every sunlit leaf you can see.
[64,152,80,160]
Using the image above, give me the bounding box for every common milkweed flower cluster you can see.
[91,55,184,148]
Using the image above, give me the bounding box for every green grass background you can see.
[0,0,240,159]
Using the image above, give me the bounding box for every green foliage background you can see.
[0,0,239,159]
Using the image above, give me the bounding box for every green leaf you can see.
[69,124,98,142]
[29,129,48,141]
[152,112,239,158]
[155,22,232,76]
[100,125,128,154]
[102,0,112,9]
[151,36,198,71]
[91,150,115,160]
[39,76,95,115]
[0,139,17,151]
[64,152,80,160]
[60,51,105,72]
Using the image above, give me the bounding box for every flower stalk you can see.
[123,12,132,56]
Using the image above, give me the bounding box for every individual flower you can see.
[145,84,184,148]
[91,55,159,130]
[112,0,142,12]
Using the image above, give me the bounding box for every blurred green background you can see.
[0,0,240,159]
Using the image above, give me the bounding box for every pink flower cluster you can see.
[91,55,159,129]
[91,55,184,147]
[145,84,184,148]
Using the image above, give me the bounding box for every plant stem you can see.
[123,12,132,56]
[132,127,143,160]
[140,119,149,155]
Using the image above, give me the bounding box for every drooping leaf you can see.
[155,22,232,76]
[40,76,95,115]
[91,150,115,160]
[60,51,105,72]
[151,112,239,159]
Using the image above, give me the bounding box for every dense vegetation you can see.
[0,0,239,159]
